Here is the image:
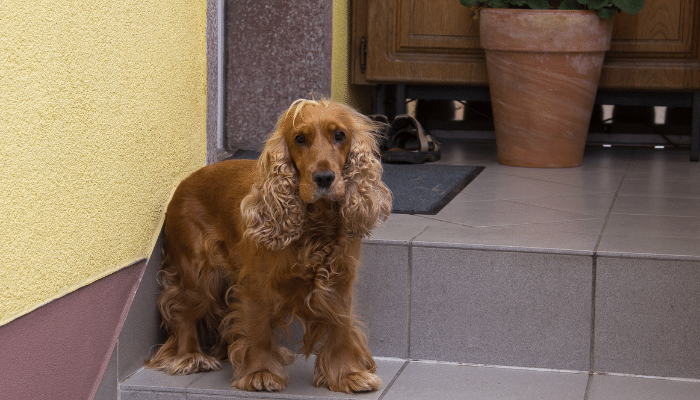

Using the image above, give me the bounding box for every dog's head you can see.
[241,98,392,250]
[280,100,355,203]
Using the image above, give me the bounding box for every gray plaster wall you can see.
[207,0,222,164]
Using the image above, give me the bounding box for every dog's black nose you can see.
[312,171,335,189]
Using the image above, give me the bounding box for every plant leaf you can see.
[586,0,613,9]
[525,0,550,9]
[597,6,619,18]
[612,0,645,14]
[559,0,584,9]
[487,0,508,8]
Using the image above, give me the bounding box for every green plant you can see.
[460,0,645,19]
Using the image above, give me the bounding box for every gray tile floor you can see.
[120,141,700,399]
[371,140,700,260]
[121,357,700,399]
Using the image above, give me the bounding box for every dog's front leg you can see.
[224,285,292,392]
[312,318,382,393]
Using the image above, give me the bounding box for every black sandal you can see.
[382,115,441,164]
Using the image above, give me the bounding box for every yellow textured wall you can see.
[0,1,207,325]
[331,0,373,113]
[331,0,350,103]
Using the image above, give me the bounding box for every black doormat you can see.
[229,151,484,215]
[382,164,484,215]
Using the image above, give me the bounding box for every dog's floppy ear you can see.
[341,111,392,238]
[241,124,305,250]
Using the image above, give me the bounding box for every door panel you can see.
[397,0,480,52]
[353,0,700,90]
[609,0,697,57]
[364,0,488,85]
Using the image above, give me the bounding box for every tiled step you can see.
[356,219,700,379]
[120,356,402,400]
[119,356,700,400]
[109,212,700,398]
[106,146,700,399]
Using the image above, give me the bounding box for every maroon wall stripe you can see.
[0,260,147,400]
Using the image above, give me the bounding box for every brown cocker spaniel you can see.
[145,99,392,393]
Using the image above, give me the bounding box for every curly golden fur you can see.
[145,99,392,393]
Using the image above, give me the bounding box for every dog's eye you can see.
[334,131,346,143]
[294,134,307,145]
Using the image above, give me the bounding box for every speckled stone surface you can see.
[225,0,333,151]
[207,0,221,164]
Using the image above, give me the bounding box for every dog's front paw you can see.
[314,370,382,393]
[233,371,288,392]
[147,352,222,375]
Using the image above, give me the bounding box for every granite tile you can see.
[381,362,589,400]
[119,367,201,392]
[459,175,607,200]
[488,167,625,192]
[435,199,597,228]
[186,356,405,400]
[119,389,186,400]
[356,244,410,358]
[510,192,617,218]
[410,247,592,370]
[579,146,635,169]
[206,0,222,164]
[611,195,700,217]
[225,0,332,150]
[603,214,700,239]
[594,257,700,378]
[618,178,700,198]
[413,221,601,255]
[597,235,700,260]
[624,163,700,181]
[365,213,439,245]
[588,374,700,400]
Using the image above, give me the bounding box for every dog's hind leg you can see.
[145,249,223,375]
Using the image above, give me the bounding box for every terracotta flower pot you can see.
[480,9,614,168]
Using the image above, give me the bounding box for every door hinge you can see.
[360,36,367,74]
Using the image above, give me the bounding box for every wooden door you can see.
[353,0,488,85]
[352,0,700,90]
[601,0,700,89]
